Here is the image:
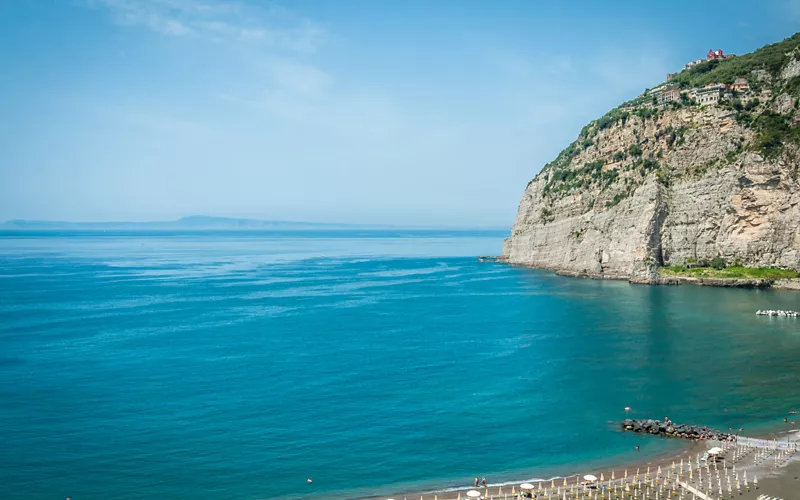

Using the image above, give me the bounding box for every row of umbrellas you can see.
[384,439,797,500]
[464,476,599,498]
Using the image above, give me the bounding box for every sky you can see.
[0,0,798,227]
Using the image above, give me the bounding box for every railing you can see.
[735,436,798,451]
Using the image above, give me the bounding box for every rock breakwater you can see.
[621,419,733,441]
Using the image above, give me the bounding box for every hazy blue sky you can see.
[1,1,797,226]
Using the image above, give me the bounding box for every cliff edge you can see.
[503,34,800,281]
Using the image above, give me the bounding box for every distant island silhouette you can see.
[0,216,506,232]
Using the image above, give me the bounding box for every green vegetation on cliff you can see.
[534,32,800,204]
[660,265,798,281]
[671,33,800,88]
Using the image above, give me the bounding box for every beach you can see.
[361,428,800,500]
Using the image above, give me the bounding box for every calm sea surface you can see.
[1,230,799,500]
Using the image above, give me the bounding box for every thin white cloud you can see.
[262,58,331,96]
[89,0,326,52]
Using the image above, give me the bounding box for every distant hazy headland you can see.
[0,216,506,232]
[0,216,375,231]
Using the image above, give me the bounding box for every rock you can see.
[780,52,800,81]
[620,418,729,441]
[502,79,800,280]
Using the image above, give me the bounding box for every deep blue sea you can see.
[1,230,799,500]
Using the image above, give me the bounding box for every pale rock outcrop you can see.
[780,52,800,80]
[503,106,800,280]
[771,93,797,115]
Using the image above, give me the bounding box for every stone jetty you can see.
[621,419,733,441]
[756,310,799,317]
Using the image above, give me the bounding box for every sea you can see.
[1,230,799,500]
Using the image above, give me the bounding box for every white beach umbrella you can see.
[519,483,534,490]
[583,475,598,482]
[466,490,481,498]
[708,447,723,455]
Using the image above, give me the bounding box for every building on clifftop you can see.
[657,88,681,106]
[730,77,750,91]
[707,48,735,60]
[692,84,726,106]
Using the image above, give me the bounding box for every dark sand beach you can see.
[361,429,800,500]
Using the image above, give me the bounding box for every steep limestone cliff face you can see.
[503,83,800,280]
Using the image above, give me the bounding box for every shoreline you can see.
[493,259,800,292]
[358,441,701,500]
[357,422,800,500]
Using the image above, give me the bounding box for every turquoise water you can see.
[1,230,799,500]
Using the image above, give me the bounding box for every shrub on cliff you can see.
[711,256,727,270]
[751,111,800,158]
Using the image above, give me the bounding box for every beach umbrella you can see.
[707,447,723,455]
[563,477,567,487]
[584,475,598,482]
[466,490,481,498]
[520,483,534,490]
[457,493,461,500]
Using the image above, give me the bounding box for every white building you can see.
[692,84,726,106]
[657,89,681,105]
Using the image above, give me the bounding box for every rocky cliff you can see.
[503,34,800,281]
